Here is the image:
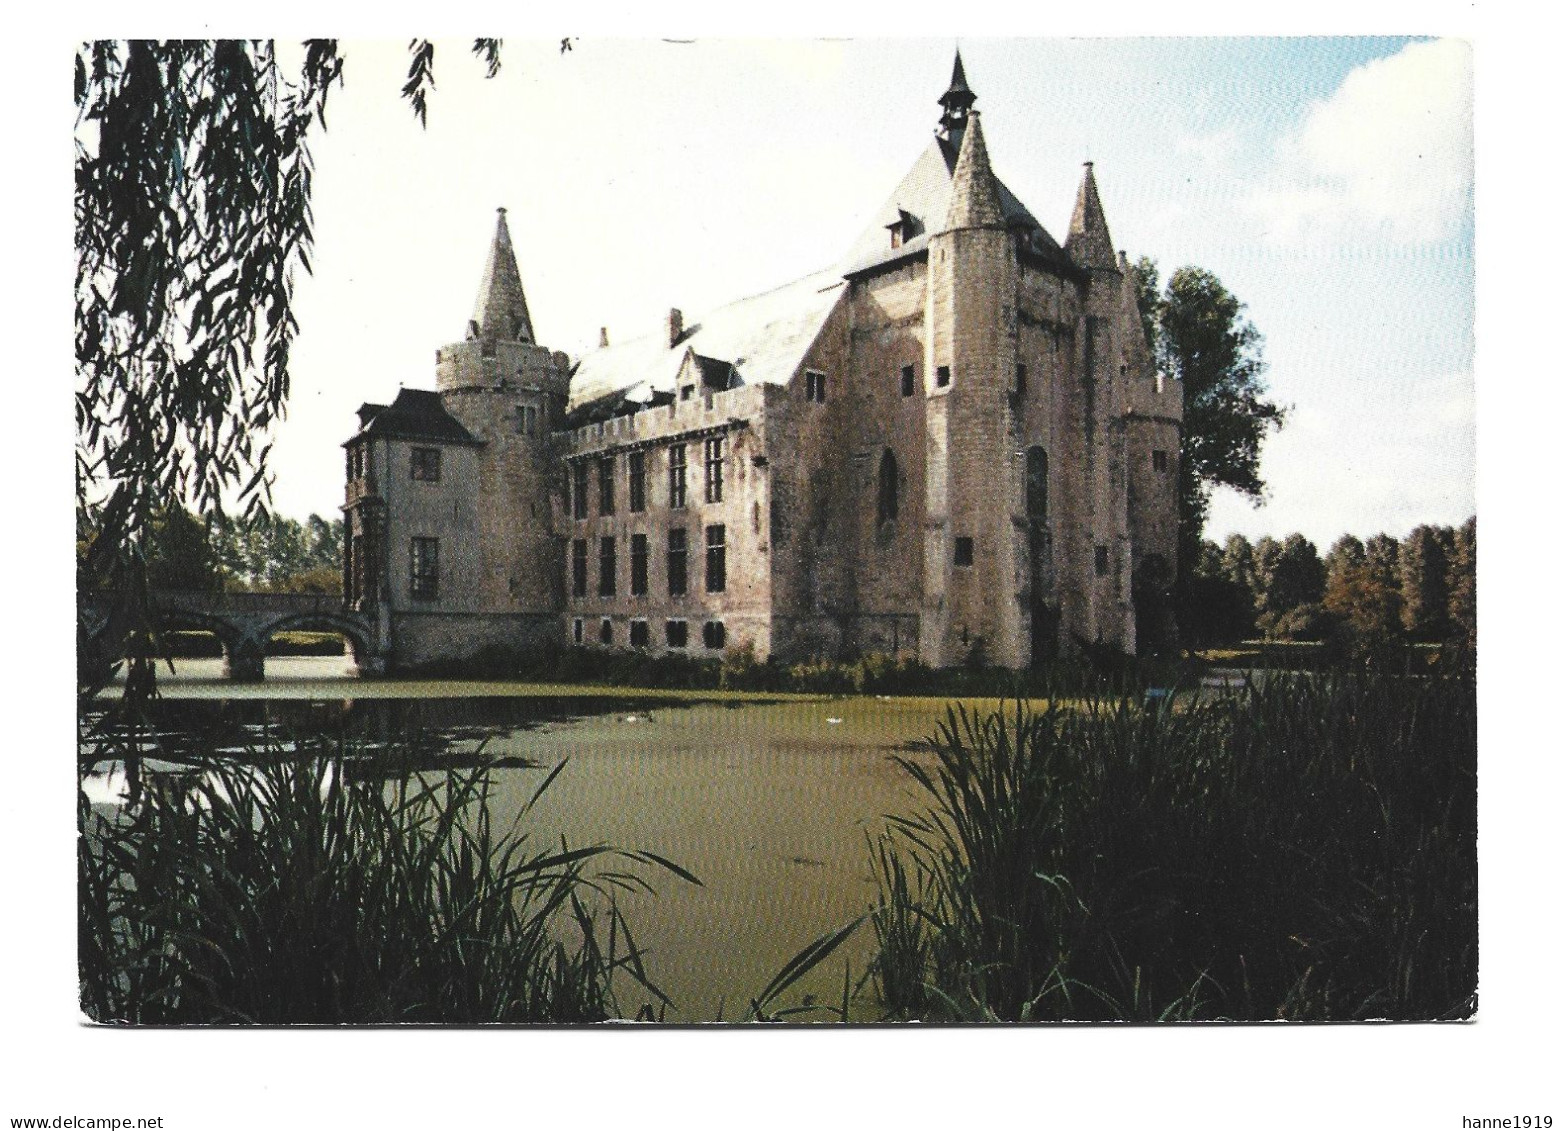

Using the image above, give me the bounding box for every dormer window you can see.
[886,209,921,250]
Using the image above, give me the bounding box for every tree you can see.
[1257,533,1325,635]
[144,507,224,592]
[1135,259,1287,558]
[1180,539,1257,646]
[1325,533,1405,656]
[1446,516,1476,648]
[1399,524,1453,641]
[76,40,503,699]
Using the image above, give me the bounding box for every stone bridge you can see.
[80,590,387,681]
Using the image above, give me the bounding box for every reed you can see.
[79,745,697,1024]
[867,669,1477,1021]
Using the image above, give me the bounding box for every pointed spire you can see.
[938,49,978,141]
[471,207,535,344]
[945,110,1004,231]
[1065,162,1117,272]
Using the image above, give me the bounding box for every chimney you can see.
[599,327,610,348]
[667,308,684,348]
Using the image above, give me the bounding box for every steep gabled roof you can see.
[841,136,1071,273]
[352,388,481,446]
[567,271,846,419]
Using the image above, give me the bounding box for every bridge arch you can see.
[261,612,372,668]
[153,609,257,679]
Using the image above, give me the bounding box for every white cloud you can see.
[1247,39,1472,246]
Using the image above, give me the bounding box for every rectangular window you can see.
[953,537,974,567]
[571,539,588,598]
[705,524,727,593]
[1095,545,1110,576]
[668,444,687,509]
[936,365,951,388]
[704,435,725,503]
[410,447,442,482]
[680,384,694,402]
[410,537,439,599]
[599,618,613,646]
[517,404,538,435]
[572,462,588,520]
[901,365,915,397]
[668,528,688,596]
[598,456,616,516]
[573,617,584,645]
[1152,449,1168,472]
[805,370,827,402]
[629,619,650,649]
[599,536,617,597]
[703,621,727,650]
[630,533,649,596]
[628,450,647,512]
[1015,364,1028,397]
[665,619,689,649]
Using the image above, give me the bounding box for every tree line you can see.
[1180,518,1476,653]
[79,505,344,594]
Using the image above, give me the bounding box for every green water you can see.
[84,660,962,1022]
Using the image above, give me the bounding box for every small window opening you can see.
[411,447,442,482]
[599,618,613,646]
[1152,450,1168,473]
[953,537,974,567]
[936,365,951,389]
[666,620,689,649]
[1095,546,1110,576]
[901,365,916,397]
[703,621,727,649]
[629,620,650,649]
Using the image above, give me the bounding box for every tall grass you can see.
[867,669,1477,1022]
[79,747,697,1024]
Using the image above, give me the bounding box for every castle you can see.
[342,53,1183,672]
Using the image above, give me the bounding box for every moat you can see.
[84,658,953,1021]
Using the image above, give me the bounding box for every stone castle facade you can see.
[342,54,1182,672]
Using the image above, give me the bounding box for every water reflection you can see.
[78,691,946,1021]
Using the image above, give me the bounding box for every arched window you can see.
[1026,446,1048,522]
[878,449,899,524]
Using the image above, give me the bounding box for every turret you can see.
[922,107,1024,669]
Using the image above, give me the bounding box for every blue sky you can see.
[270,37,1474,552]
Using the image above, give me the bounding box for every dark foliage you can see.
[868,672,1477,1022]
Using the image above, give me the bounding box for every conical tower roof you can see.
[945,110,1004,231]
[471,208,535,344]
[1065,162,1117,272]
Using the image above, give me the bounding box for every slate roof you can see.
[351,388,482,446]
[841,137,1072,275]
[567,271,846,418]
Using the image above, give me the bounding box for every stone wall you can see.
[561,381,779,660]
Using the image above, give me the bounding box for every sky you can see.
[268,36,1475,552]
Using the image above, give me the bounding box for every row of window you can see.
[571,435,727,520]
[573,617,727,650]
[572,525,726,599]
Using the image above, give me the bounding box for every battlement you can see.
[435,338,571,395]
[563,382,769,456]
